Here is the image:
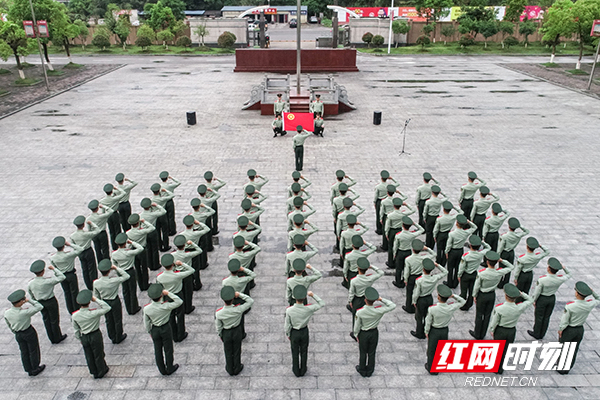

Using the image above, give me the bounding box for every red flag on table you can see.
[283,112,314,132]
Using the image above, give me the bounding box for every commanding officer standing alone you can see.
[292,126,311,171]
[93,259,129,344]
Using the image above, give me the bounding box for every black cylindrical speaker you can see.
[187,111,197,125]
[373,111,382,125]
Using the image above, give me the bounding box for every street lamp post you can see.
[27,0,50,91]
[387,0,394,54]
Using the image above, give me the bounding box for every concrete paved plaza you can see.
[0,53,599,400]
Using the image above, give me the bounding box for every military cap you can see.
[387,184,396,193]
[173,235,186,247]
[292,259,306,271]
[293,285,307,300]
[365,287,379,301]
[128,214,140,225]
[291,182,301,193]
[159,171,169,180]
[468,171,477,179]
[204,171,213,180]
[469,235,482,246]
[336,170,345,178]
[479,186,490,195]
[277,93,282,97]
[88,199,99,210]
[115,233,128,245]
[486,251,500,261]
[148,283,164,300]
[292,171,301,179]
[351,235,364,248]
[575,281,593,297]
[183,215,195,226]
[233,236,245,248]
[151,183,161,192]
[115,173,124,182]
[402,216,413,225]
[161,253,175,267]
[423,172,432,180]
[228,259,241,272]
[197,184,207,194]
[508,217,520,229]
[103,183,114,193]
[393,198,403,207]
[412,239,424,251]
[346,214,357,225]
[456,215,468,225]
[238,216,249,227]
[342,197,353,208]
[190,198,201,207]
[245,185,255,195]
[241,199,252,210]
[221,286,235,301]
[73,215,86,226]
[98,259,112,272]
[431,185,441,193]
[437,284,452,298]
[293,214,304,225]
[380,170,390,179]
[526,237,539,249]
[443,201,453,211]
[30,260,45,274]
[501,283,519,298]
[423,258,435,271]
[492,203,502,214]
[247,169,257,177]
[290,197,302,207]
[140,198,152,208]
[339,183,348,192]
[76,289,93,305]
[357,257,370,270]
[548,257,562,270]
[296,125,303,132]
[8,289,26,303]
[52,236,66,248]
[293,234,305,246]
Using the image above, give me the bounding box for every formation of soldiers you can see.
[4,169,599,379]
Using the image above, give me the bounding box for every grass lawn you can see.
[49,45,235,56]
[0,68,10,75]
[14,78,41,86]
[566,69,589,75]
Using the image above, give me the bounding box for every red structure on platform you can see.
[234,49,359,73]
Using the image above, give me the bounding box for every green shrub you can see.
[372,35,384,47]
[458,34,475,47]
[91,27,111,50]
[362,32,373,47]
[416,35,431,49]
[218,31,236,48]
[504,36,519,48]
[176,36,192,48]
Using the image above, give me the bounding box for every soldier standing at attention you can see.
[111,233,143,315]
[348,258,383,340]
[285,286,325,377]
[274,93,288,116]
[497,217,529,289]
[489,284,534,374]
[50,236,83,314]
[309,94,324,118]
[156,254,194,343]
[458,171,486,220]
[415,172,440,228]
[203,171,227,235]
[353,287,396,377]
[27,260,67,344]
[286,235,318,277]
[528,257,571,340]
[181,215,209,287]
[330,170,357,205]
[286,260,322,306]
[71,216,99,290]
[432,201,463,266]
[482,203,510,251]
[343,235,377,288]
[402,240,436,314]
[293,126,311,171]
[159,171,181,236]
[197,184,222,238]
[216,286,254,376]
[72,290,111,379]
[422,185,445,248]
[313,114,324,137]
[444,215,477,289]
[126,214,155,291]
[4,290,45,376]
[288,215,318,252]
[100,183,126,251]
[172,235,202,314]
[143,283,182,375]
[557,282,600,374]
[411,259,447,339]
[139,198,166,271]
[457,236,491,311]
[115,173,137,231]
[470,186,500,238]
[424,286,465,375]
[514,237,550,296]
[93,259,129,344]
[150,183,175,252]
[469,251,514,340]
[392,216,424,288]
[272,115,286,137]
[87,200,113,262]
[384,199,414,268]
[374,170,400,234]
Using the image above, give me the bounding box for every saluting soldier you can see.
[412,259,447,339]
[330,170,357,205]
[216,287,254,376]
[293,125,311,171]
[444,215,477,289]
[392,216,424,288]
[343,236,376,289]
[151,183,175,252]
[497,217,529,289]
[336,197,365,240]
[224,259,257,296]
[402,240,435,314]
[287,183,312,213]
[285,286,325,377]
[172,235,202,314]
[87,200,113,262]
[489,284,534,374]
[514,237,550,296]
[286,260,322,305]
[71,216,98,290]
[557,282,600,374]
[288,215,318,252]
[191,198,216,255]
[156,254,194,343]
[203,171,226,235]
[385,199,416,267]
[348,258,383,340]
[139,198,166,271]
[159,171,181,236]
[313,114,324,137]
[27,260,67,344]
[72,290,111,379]
[236,217,262,272]
[144,284,182,375]
[115,173,138,231]
[422,185,445,248]
[285,235,318,277]
[470,186,500,238]
[415,172,440,228]
[457,236,491,311]
[111,233,143,315]
[50,236,82,314]
[231,236,262,272]
[244,185,268,226]
[432,201,463,266]
[528,257,571,340]
[240,200,265,245]
[126,214,155,291]
[181,215,209,287]
[274,93,289,116]
[288,197,316,231]
[100,183,126,250]
[373,170,399,235]
[458,171,486,219]
[379,185,407,252]
[272,115,286,137]
[424,286,465,375]
[288,171,312,196]
[339,215,367,263]
[93,259,129,344]
[197,184,222,238]
[245,169,269,191]
[309,94,324,118]
[333,183,360,251]
[353,287,396,377]
[4,290,45,376]
[469,251,514,340]
[482,203,510,251]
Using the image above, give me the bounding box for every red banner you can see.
[348,7,389,18]
[283,112,314,132]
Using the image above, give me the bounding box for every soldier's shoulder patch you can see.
[216,307,223,312]
[478,268,486,273]
[519,254,526,258]
[566,301,574,306]
[495,303,503,307]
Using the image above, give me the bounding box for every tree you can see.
[217,31,235,48]
[362,32,373,47]
[176,35,191,48]
[114,15,132,49]
[457,6,497,39]
[571,0,600,69]
[68,0,93,22]
[91,25,111,50]
[52,17,80,63]
[392,20,410,48]
[194,23,208,46]
[0,20,28,78]
[540,0,575,63]
[144,1,175,32]
[518,19,536,47]
[136,24,155,50]
[440,25,455,45]
[422,22,435,39]
[416,34,431,49]
[498,21,514,48]
[480,20,498,47]
[504,0,528,23]
[372,34,384,47]
[74,19,89,49]
[504,36,519,48]
[157,29,174,49]
[161,0,185,20]
[414,0,452,39]
[0,40,11,63]
[170,19,186,37]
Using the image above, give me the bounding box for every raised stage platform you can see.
[234,49,359,73]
